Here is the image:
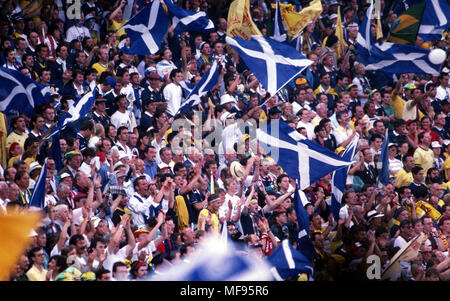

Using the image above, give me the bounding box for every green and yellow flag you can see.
[227,0,262,39]
[388,2,426,45]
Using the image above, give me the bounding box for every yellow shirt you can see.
[26,265,47,281]
[395,168,413,188]
[444,156,450,181]
[92,62,108,77]
[6,131,28,154]
[107,20,127,41]
[390,93,406,120]
[413,146,434,174]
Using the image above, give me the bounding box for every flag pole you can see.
[259,65,311,108]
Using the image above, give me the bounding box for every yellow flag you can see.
[227,0,262,39]
[271,0,323,39]
[336,6,345,58]
[0,112,7,169]
[0,210,41,280]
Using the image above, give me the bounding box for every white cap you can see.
[220,111,236,124]
[431,141,442,148]
[220,94,236,105]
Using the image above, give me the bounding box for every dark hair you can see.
[49,255,67,272]
[29,246,43,257]
[411,166,423,175]
[133,175,147,189]
[112,261,128,273]
[69,234,85,246]
[95,268,110,280]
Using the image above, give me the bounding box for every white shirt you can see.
[436,85,450,101]
[218,193,243,234]
[163,82,183,117]
[103,246,129,272]
[111,110,137,132]
[297,120,315,139]
[128,193,153,228]
[65,25,91,43]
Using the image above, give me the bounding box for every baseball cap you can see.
[105,76,117,88]
[431,141,442,148]
[144,66,156,76]
[148,71,161,80]
[346,83,357,91]
[403,83,416,90]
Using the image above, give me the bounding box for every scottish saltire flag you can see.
[267,239,314,280]
[29,160,47,208]
[178,60,220,114]
[330,135,359,222]
[377,129,390,186]
[48,89,98,140]
[0,67,52,117]
[418,0,450,41]
[50,132,63,172]
[293,183,316,261]
[271,0,287,42]
[151,237,272,280]
[256,120,353,190]
[163,0,214,34]
[178,80,195,98]
[226,36,312,96]
[121,0,169,55]
[356,0,443,76]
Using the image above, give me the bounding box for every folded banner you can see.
[227,0,262,39]
[271,0,323,40]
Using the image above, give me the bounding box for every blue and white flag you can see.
[271,0,287,42]
[178,60,220,114]
[0,67,52,117]
[377,129,390,186]
[48,89,98,139]
[267,239,314,280]
[121,0,169,55]
[330,134,359,222]
[163,0,214,34]
[29,160,47,209]
[292,183,316,261]
[356,0,443,76]
[226,35,312,96]
[151,236,273,281]
[418,0,450,41]
[50,132,63,172]
[256,120,353,190]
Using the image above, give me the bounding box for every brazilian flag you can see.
[388,2,426,45]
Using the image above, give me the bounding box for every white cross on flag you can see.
[121,0,169,55]
[225,35,312,96]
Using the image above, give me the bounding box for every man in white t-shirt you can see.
[162,69,184,117]
[111,95,138,133]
